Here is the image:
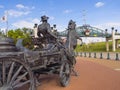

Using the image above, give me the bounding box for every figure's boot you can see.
[71,57,79,76]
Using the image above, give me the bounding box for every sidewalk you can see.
[37,56,120,90]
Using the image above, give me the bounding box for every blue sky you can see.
[0,0,120,32]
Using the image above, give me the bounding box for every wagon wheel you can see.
[59,61,71,87]
[0,58,36,90]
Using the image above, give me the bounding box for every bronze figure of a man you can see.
[37,15,57,44]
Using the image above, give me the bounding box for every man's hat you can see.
[69,20,75,24]
[41,15,49,21]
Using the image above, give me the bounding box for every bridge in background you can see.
[33,24,120,52]
[58,25,120,52]
[58,24,112,38]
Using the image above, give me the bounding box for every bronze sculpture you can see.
[37,15,58,44]
[66,20,82,52]
[65,20,82,75]
[0,15,82,90]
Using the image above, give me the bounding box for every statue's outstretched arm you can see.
[75,32,82,41]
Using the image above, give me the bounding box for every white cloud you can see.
[56,24,66,31]
[95,2,105,8]
[16,4,25,9]
[105,22,120,27]
[7,4,35,17]
[12,18,66,31]
[32,18,40,23]
[16,4,35,10]
[12,20,34,29]
[40,11,46,15]
[0,5,4,8]
[12,18,40,29]
[63,10,72,14]
[95,22,120,32]
[31,6,35,9]
[8,9,31,17]
[49,16,55,20]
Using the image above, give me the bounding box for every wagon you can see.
[0,36,75,90]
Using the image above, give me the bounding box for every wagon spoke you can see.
[7,62,15,83]
[61,74,66,80]
[0,58,35,90]
[0,81,2,87]
[0,72,2,86]
[14,80,30,88]
[62,76,67,83]
[0,63,2,86]
[10,65,23,85]
[2,60,6,84]
[13,72,28,86]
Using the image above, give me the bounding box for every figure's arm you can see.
[37,26,41,37]
[37,26,44,38]
[75,32,83,46]
[75,32,82,41]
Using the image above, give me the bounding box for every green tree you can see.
[8,28,33,49]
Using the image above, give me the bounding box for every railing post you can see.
[84,52,86,57]
[74,52,77,56]
[94,52,96,58]
[115,53,119,60]
[100,52,103,59]
[107,53,110,60]
[80,52,82,57]
[89,52,91,58]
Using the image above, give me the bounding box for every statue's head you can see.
[68,20,76,30]
[69,20,75,25]
[41,15,49,22]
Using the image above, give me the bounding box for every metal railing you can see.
[75,52,119,60]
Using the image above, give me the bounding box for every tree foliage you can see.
[8,27,33,49]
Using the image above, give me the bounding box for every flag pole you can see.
[6,11,8,36]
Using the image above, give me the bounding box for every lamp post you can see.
[105,29,109,51]
[115,29,117,35]
[112,27,115,51]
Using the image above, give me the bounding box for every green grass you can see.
[75,41,120,52]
